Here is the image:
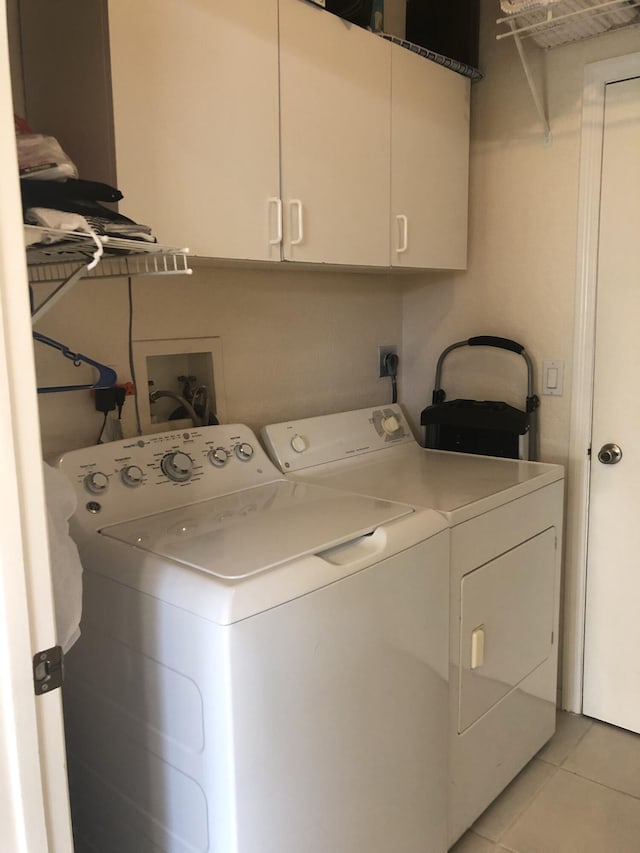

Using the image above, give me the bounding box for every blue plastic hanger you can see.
[33,331,117,394]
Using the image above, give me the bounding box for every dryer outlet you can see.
[378,345,398,378]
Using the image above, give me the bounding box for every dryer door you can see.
[458,528,556,733]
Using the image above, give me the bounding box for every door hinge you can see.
[551,631,555,645]
[33,645,63,695]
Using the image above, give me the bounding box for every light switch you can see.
[543,360,564,396]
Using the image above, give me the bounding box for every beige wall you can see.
[400,1,640,465]
[34,264,402,457]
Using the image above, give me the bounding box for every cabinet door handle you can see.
[268,197,283,246]
[396,214,408,254]
[290,199,304,246]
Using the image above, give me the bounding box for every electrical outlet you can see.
[378,345,398,378]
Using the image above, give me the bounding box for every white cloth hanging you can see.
[42,461,83,653]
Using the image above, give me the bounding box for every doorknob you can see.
[597,443,623,464]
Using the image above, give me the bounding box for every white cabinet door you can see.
[108,0,281,262]
[390,45,469,270]
[278,0,391,266]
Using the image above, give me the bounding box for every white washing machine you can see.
[57,423,450,853]
[261,406,565,845]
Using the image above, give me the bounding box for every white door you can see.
[583,76,640,732]
[0,5,74,850]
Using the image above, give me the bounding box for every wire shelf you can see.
[495,0,640,140]
[497,0,640,47]
[25,225,191,284]
[26,224,192,323]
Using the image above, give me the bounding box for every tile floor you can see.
[450,711,640,853]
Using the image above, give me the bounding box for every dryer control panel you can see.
[261,405,415,473]
[56,424,281,532]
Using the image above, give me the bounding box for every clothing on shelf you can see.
[23,210,92,245]
[22,178,155,244]
[21,176,123,205]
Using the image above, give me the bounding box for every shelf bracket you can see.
[31,263,89,324]
[30,228,103,324]
[27,225,192,324]
[509,20,552,143]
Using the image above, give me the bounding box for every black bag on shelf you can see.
[326,0,373,28]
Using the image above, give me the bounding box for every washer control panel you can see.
[261,405,415,473]
[56,425,278,532]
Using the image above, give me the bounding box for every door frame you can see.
[0,2,74,849]
[564,50,640,713]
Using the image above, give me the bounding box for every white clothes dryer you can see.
[57,423,450,853]
[261,406,565,845]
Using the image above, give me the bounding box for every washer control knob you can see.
[161,451,193,482]
[208,447,228,468]
[84,471,109,495]
[381,415,401,435]
[235,442,254,462]
[290,433,308,454]
[121,465,144,488]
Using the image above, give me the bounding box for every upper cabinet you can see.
[108,0,282,263]
[19,0,470,270]
[279,0,390,267]
[390,43,470,270]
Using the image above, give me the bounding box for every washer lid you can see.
[100,480,414,579]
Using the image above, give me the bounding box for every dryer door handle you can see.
[471,625,485,670]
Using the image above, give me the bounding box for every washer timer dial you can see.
[161,451,194,482]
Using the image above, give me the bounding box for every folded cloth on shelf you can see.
[24,208,92,243]
[21,177,124,206]
[92,224,154,242]
[22,179,156,243]
[25,205,156,243]
[82,215,156,242]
